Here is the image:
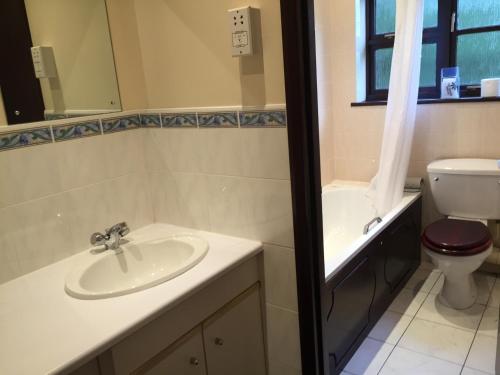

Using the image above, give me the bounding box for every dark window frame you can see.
[366,0,500,101]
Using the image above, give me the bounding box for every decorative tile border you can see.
[53,120,101,142]
[0,127,52,152]
[198,112,238,128]
[140,114,161,128]
[239,110,287,128]
[0,107,286,152]
[102,115,141,133]
[161,113,197,128]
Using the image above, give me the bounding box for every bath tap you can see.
[90,222,130,250]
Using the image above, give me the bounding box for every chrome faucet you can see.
[90,222,130,250]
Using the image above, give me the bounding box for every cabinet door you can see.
[70,359,101,375]
[133,326,207,375]
[203,285,266,375]
[383,209,420,292]
[325,257,376,370]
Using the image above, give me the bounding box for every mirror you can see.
[0,0,121,125]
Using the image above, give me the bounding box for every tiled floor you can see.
[342,261,500,375]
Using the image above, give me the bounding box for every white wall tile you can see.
[265,303,301,372]
[240,128,291,180]
[198,129,243,176]
[0,193,75,276]
[263,244,297,311]
[54,136,109,191]
[148,128,202,173]
[0,144,62,209]
[102,171,153,232]
[206,175,294,247]
[149,171,210,230]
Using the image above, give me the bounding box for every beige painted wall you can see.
[105,0,148,110]
[132,0,285,108]
[25,0,121,112]
[319,0,500,225]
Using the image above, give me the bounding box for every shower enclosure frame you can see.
[279,1,328,374]
[279,1,422,374]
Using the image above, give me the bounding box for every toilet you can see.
[422,159,500,309]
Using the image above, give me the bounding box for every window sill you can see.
[351,96,500,107]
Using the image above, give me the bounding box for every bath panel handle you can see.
[363,217,382,234]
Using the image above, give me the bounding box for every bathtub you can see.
[322,181,421,279]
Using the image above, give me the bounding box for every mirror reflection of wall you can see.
[0,0,121,125]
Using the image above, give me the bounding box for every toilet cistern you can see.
[90,222,130,250]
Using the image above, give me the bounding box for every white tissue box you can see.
[481,78,500,98]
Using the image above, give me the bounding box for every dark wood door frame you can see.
[279,1,327,374]
[0,0,45,124]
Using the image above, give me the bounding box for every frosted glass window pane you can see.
[375,0,437,34]
[457,31,500,85]
[458,0,500,30]
[375,44,437,90]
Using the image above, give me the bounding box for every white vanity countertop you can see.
[0,223,262,375]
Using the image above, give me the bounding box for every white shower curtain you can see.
[370,0,425,216]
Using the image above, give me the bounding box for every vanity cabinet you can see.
[203,286,266,375]
[132,286,266,375]
[134,327,207,375]
[102,257,266,375]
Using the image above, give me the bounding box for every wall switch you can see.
[31,46,57,78]
[228,6,254,57]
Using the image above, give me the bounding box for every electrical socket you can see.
[228,6,253,57]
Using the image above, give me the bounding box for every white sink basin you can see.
[65,234,209,299]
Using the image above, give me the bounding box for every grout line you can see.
[376,267,442,374]
[461,300,490,371]
[0,170,143,212]
[377,270,500,373]
[49,126,55,142]
[265,302,298,315]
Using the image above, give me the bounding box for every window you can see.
[366,0,500,100]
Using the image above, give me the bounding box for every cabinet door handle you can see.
[214,337,224,346]
[189,357,200,366]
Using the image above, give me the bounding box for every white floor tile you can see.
[419,261,437,271]
[368,311,413,345]
[398,318,475,365]
[487,278,500,308]
[404,268,441,293]
[430,273,495,305]
[343,338,394,375]
[379,346,461,375]
[416,293,486,332]
[477,306,499,338]
[461,367,493,375]
[388,289,427,316]
[464,333,499,374]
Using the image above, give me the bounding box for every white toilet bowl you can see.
[424,245,492,309]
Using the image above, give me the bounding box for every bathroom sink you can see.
[65,234,209,299]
